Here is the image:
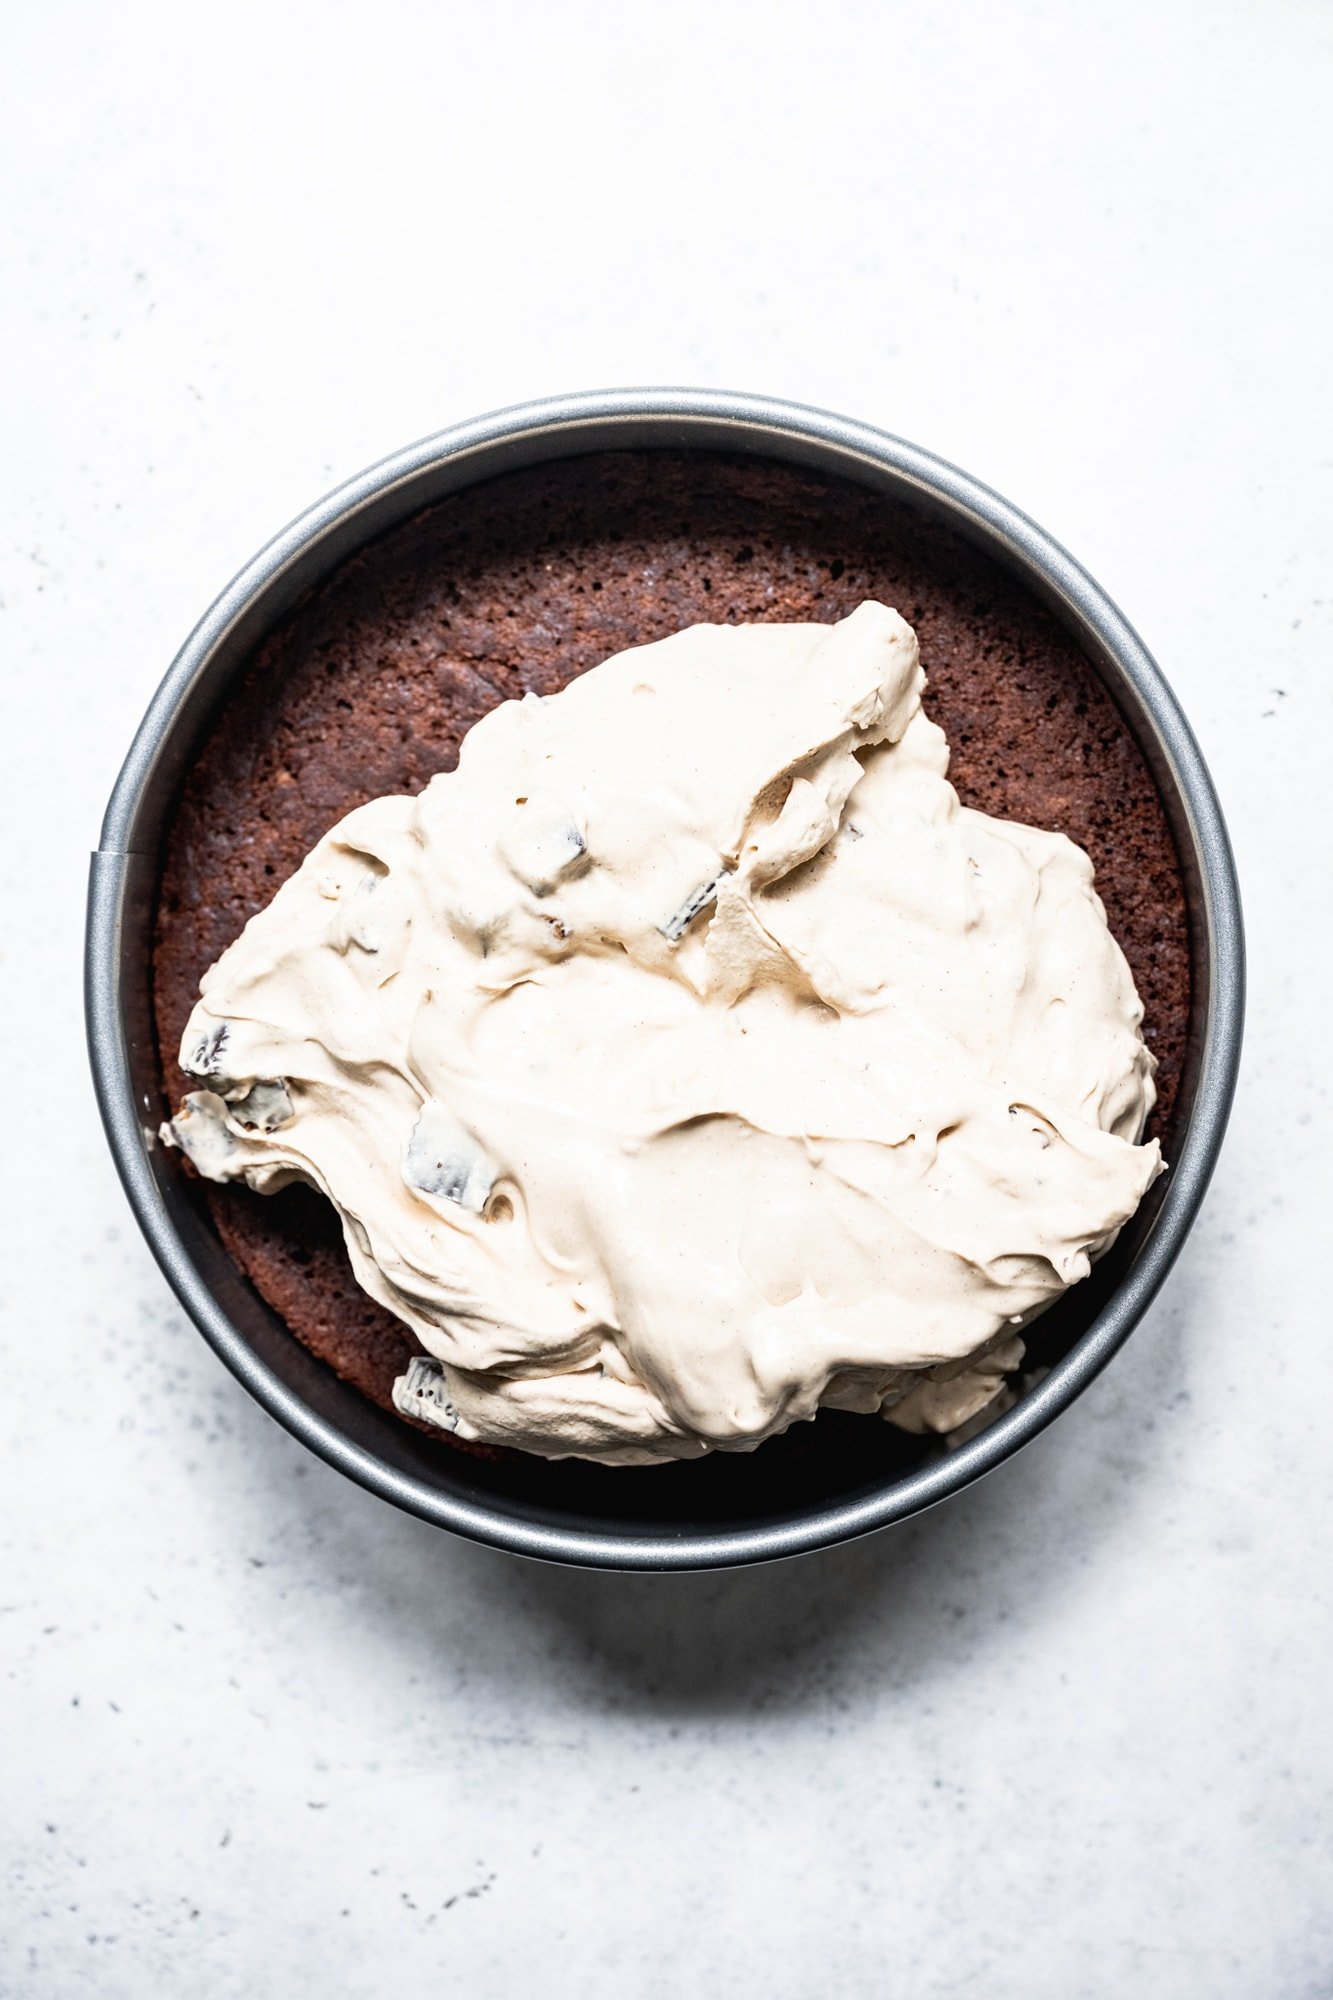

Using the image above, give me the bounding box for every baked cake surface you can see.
[153,451,1191,1434]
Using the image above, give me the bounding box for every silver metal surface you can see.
[85,389,1245,1569]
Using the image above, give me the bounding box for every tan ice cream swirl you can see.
[165,602,1162,1465]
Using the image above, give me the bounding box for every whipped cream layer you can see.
[166,602,1161,1465]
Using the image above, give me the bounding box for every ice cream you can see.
[165,602,1161,1464]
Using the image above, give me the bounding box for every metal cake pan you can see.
[85,389,1244,1570]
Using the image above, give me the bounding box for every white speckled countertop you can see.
[3,3,1330,1993]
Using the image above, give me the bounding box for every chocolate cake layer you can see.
[153,451,1191,1433]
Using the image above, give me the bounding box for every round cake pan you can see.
[86,389,1244,1571]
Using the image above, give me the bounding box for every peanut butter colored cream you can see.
[165,603,1162,1465]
